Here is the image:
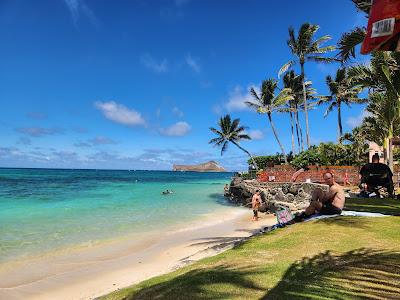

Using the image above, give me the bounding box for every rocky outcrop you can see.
[172,161,226,172]
[227,177,329,212]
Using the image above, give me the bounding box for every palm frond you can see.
[337,27,366,63]
[310,35,332,49]
[324,102,337,117]
[352,0,372,14]
[245,101,261,110]
[249,87,260,101]
[278,60,295,78]
[238,134,251,140]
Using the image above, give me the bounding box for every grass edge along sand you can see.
[102,198,400,300]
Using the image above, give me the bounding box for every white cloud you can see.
[140,54,168,73]
[172,106,184,117]
[63,0,98,27]
[95,101,146,126]
[248,130,264,140]
[16,137,32,145]
[346,109,372,129]
[160,121,191,136]
[16,127,65,137]
[224,85,258,112]
[88,136,117,145]
[185,54,201,73]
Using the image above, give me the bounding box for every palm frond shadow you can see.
[189,236,247,249]
[127,265,264,300]
[264,248,400,299]
[312,216,371,229]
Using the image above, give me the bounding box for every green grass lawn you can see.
[102,199,400,300]
[345,197,400,215]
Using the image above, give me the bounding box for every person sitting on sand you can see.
[296,171,345,220]
[252,190,261,221]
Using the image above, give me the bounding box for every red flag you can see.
[361,0,400,54]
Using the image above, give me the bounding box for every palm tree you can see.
[318,67,364,142]
[245,79,293,164]
[349,51,400,170]
[279,23,336,148]
[282,70,316,152]
[337,0,371,62]
[209,114,258,170]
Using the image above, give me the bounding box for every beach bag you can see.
[276,207,294,225]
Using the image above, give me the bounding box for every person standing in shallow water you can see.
[252,190,261,221]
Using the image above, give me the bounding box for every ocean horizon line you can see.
[0,166,235,173]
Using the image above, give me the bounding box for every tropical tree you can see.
[349,51,400,169]
[318,67,364,142]
[279,23,336,148]
[337,0,371,62]
[245,79,293,163]
[209,114,258,170]
[281,70,316,152]
[340,126,369,164]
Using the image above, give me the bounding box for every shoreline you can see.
[0,206,276,300]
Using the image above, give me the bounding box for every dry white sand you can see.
[0,207,276,300]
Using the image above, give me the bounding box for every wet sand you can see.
[0,207,276,300]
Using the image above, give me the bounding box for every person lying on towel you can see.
[295,171,345,221]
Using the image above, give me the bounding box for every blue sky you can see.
[0,0,369,171]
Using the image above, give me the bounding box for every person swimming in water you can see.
[162,189,174,195]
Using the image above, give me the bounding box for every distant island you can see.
[172,161,226,172]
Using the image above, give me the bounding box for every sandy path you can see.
[0,207,276,300]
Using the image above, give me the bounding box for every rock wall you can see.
[252,165,400,185]
[227,177,329,212]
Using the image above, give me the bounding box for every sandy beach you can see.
[0,207,276,300]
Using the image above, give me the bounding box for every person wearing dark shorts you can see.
[319,202,342,215]
[251,190,261,221]
[295,171,345,221]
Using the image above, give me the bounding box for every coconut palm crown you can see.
[245,79,293,163]
[319,67,364,142]
[279,23,336,148]
[209,114,258,169]
[337,0,371,62]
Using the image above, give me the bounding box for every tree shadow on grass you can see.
[264,248,400,299]
[127,265,264,300]
[312,216,371,229]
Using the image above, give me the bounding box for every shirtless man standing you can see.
[251,190,261,221]
[302,171,345,217]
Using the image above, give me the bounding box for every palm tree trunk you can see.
[388,124,394,171]
[295,109,304,151]
[231,141,258,170]
[337,101,343,143]
[290,111,296,154]
[301,62,310,148]
[267,113,288,164]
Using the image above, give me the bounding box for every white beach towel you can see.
[304,210,387,222]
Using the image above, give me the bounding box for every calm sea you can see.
[0,168,234,263]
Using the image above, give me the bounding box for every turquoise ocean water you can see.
[0,168,234,264]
